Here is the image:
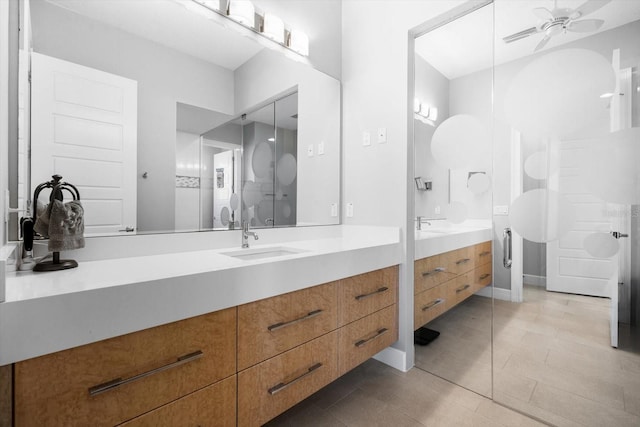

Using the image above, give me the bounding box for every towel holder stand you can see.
[32,174,81,272]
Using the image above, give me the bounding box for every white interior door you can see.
[30,52,137,236]
[546,139,618,298]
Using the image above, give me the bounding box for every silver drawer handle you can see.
[479,273,491,280]
[267,309,323,332]
[355,328,389,348]
[479,251,490,257]
[88,350,203,397]
[422,267,445,277]
[268,362,322,395]
[421,298,444,311]
[355,286,389,301]
[455,258,471,265]
[456,284,471,293]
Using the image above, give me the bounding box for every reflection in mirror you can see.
[413,2,493,398]
[15,0,340,239]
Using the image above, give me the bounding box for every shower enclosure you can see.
[412,1,640,425]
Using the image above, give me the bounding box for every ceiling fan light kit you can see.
[502,0,610,52]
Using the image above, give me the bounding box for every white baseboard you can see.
[475,286,512,302]
[523,274,546,287]
[374,346,408,372]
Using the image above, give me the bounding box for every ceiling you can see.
[46,0,264,70]
[415,0,640,80]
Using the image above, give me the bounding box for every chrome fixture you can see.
[242,220,259,248]
[416,216,447,230]
[415,177,432,191]
[503,228,512,269]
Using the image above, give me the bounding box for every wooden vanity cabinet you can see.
[14,308,236,427]
[414,241,492,330]
[12,265,399,427]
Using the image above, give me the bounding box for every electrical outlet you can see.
[377,127,387,143]
[435,205,441,215]
[363,131,371,146]
[346,203,354,218]
[318,141,325,155]
[493,205,509,215]
[307,144,314,157]
[330,203,338,217]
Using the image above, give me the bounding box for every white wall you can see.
[235,49,340,226]
[30,1,234,233]
[0,0,9,246]
[342,0,469,371]
[175,131,201,231]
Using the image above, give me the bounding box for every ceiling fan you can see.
[502,0,611,51]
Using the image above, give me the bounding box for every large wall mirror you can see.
[13,0,340,238]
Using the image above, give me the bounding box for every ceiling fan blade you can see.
[567,19,605,33]
[534,35,551,52]
[503,26,541,44]
[533,7,554,20]
[569,0,612,19]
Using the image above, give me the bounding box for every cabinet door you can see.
[338,305,398,376]
[474,241,492,266]
[238,282,337,370]
[414,283,449,330]
[238,331,338,427]
[339,266,398,326]
[119,376,236,427]
[414,254,456,294]
[15,308,236,427]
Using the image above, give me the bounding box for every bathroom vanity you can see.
[0,226,400,426]
[413,224,493,330]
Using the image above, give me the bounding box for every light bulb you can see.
[262,12,285,44]
[228,0,255,27]
[288,29,309,56]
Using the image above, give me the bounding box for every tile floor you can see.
[268,285,640,426]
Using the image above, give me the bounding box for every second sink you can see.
[221,246,306,261]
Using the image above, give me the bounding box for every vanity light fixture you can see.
[262,12,285,44]
[427,107,438,121]
[288,29,309,56]
[181,0,310,57]
[227,0,255,27]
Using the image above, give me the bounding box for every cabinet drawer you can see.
[238,331,338,427]
[414,282,449,330]
[339,266,398,326]
[474,241,492,266]
[15,308,236,427]
[338,305,398,376]
[448,246,475,275]
[474,263,492,291]
[238,282,337,370]
[119,375,236,427]
[414,254,455,294]
[449,273,475,306]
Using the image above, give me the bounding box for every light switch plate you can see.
[307,144,314,157]
[377,127,387,143]
[318,141,325,155]
[363,131,371,146]
[493,205,509,215]
[346,203,354,218]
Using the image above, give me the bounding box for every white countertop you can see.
[0,225,401,365]
[414,221,493,260]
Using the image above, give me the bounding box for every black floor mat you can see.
[414,327,440,346]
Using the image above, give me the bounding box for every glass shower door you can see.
[492,1,640,424]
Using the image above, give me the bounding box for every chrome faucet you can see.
[242,220,258,248]
[416,216,448,230]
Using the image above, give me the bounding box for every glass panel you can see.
[413,3,494,398]
[241,103,276,228]
[493,1,640,424]
[274,93,298,227]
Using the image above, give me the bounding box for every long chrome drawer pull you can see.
[355,328,389,348]
[479,273,491,280]
[88,350,203,397]
[268,362,323,395]
[421,298,444,311]
[456,284,471,293]
[267,309,323,332]
[355,286,389,301]
[479,251,491,257]
[455,258,471,265]
[422,267,445,277]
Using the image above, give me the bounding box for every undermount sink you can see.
[221,246,306,261]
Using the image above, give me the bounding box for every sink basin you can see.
[221,246,306,261]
